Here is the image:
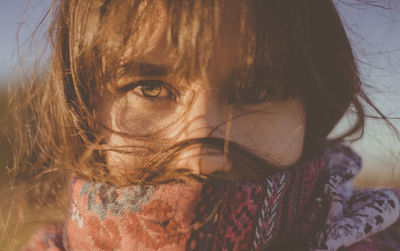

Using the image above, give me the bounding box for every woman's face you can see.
[95,1,306,177]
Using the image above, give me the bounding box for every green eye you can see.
[230,86,275,104]
[141,85,162,97]
[119,80,176,100]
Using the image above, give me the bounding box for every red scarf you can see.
[22,143,400,250]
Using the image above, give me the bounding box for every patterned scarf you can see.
[22,143,400,250]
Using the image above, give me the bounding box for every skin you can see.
[95,1,306,177]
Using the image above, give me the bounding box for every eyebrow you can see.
[121,61,170,77]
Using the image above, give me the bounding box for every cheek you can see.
[116,105,160,135]
[230,99,306,167]
[108,97,179,136]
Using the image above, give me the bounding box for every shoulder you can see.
[346,219,400,251]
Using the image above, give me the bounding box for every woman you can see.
[14,0,400,250]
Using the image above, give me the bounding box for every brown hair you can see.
[11,0,394,208]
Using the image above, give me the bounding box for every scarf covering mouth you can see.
[22,143,400,251]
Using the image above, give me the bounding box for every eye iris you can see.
[141,85,161,97]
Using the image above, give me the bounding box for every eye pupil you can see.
[141,85,161,97]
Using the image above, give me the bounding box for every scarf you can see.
[22,143,400,251]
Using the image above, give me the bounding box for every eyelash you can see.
[119,80,177,100]
[118,80,283,106]
[229,85,280,104]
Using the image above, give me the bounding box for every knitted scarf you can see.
[22,143,400,250]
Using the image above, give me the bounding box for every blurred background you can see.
[0,0,399,249]
[332,0,400,187]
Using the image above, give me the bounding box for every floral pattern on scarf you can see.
[21,143,400,251]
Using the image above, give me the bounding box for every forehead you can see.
[74,0,282,92]
[117,0,249,74]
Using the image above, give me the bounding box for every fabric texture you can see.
[21,143,400,251]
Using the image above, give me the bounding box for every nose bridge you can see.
[173,89,233,175]
[185,88,226,138]
[172,87,233,175]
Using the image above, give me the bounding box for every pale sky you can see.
[0,0,49,80]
